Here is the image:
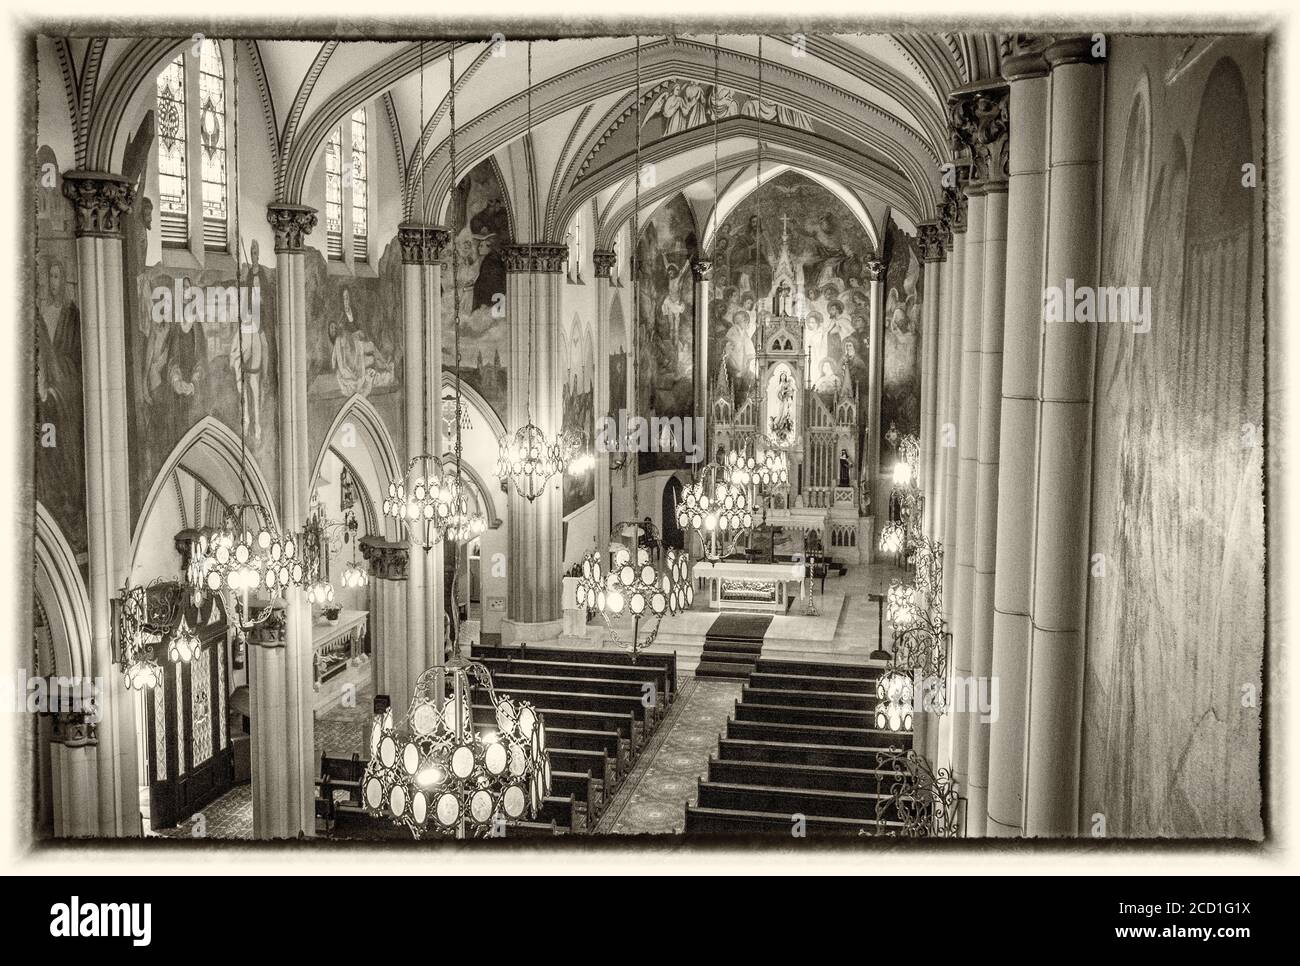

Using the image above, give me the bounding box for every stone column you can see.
[949,172,985,797]
[258,202,318,839]
[359,536,409,710]
[940,193,967,636]
[917,221,946,538]
[691,256,713,455]
[952,80,1012,834]
[49,711,99,837]
[62,170,140,837]
[593,249,617,548]
[1023,37,1104,837]
[502,243,568,642]
[988,39,1051,837]
[932,202,958,546]
[865,256,888,545]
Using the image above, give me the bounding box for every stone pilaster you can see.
[49,711,99,837]
[917,220,946,541]
[692,255,713,456]
[502,243,568,642]
[359,536,410,712]
[987,37,1051,837]
[865,255,888,546]
[62,170,140,837]
[593,249,616,553]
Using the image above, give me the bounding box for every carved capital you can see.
[266,203,318,253]
[61,171,135,239]
[1000,33,1054,80]
[359,536,409,581]
[592,248,617,278]
[917,221,947,263]
[51,711,98,747]
[503,244,534,273]
[691,256,713,282]
[864,257,888,283]
[1045,34,1107,68]
[398,223,451,264]
[949,82,1011,188]
[530,243,569,274]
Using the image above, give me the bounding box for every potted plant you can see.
[322,603,341,626]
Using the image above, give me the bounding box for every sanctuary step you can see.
[696,614,771,680]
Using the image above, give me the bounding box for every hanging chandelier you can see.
[496,40,564,503]
[875,667,915,733]
[576,521,693,651]
[880,432,923,561]
[676,461,753,563]
[115,579,189,689]
[187,502,303,635]
[363,645,551,837]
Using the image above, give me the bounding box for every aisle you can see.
[596,676,744,834]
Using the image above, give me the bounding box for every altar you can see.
[692,560,805,614]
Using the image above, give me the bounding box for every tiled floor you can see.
[596,676,744,835]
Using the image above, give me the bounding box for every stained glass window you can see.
[175,661,186,775]
[153,684,166,781]
[192,644,213,766]
[325,126,343,259]
[351,107,368,260]
[156,54,189,247]
[198,40,228,251]
[216,638,227,749]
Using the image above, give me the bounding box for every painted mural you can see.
[635,193,697,471]
[880,218,923,467]
[123,111,282,524]
[444,159,511,419]
[708,170,881,477]
[561,310,595,514]
[35,146,86,558]
[1082,48,1264,838]
[303,236,404,458]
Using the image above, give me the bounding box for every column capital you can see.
[918,221,947,263]
[398,223,451,265]
[266,203,318,254]
[359,535,409,580]
[592,248,617,278]
[865,257,888,283]
[1000,34,1054,80]
[503,243,569,273]
[949,81,1011,189]
[691,255,713,281]
[61,170,135,239]
[51,710,98,747]
[1045,35,1107,68]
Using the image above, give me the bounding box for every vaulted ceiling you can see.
[48,31,1004,244]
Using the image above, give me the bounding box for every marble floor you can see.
[596,676,744,835]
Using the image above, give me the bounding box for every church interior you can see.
[22,24,1270,850]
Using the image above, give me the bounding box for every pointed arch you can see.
[130,416,279,573]
[35,503,92,680]
[309,393,403,540]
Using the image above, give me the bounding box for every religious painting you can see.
[561,310,595,515]
[122,112,283,524]
[444,158,511,419]
[635,192,697,471]
[35,145,86,558]
[880,217,923,467]
[608,288,628,416]
[1082,51,1263,838]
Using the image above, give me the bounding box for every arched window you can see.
[351,107,369,261]
[325,126,344,260]
[198,40,229,251]
[567,209,584,283]
[155,41,234,255]
[156,53,189,248]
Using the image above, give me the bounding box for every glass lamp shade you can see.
[306,580,335,606]
[126,658,162,691]
[574,542,693,622]
[875,668,915,733]
[189,503,303,598]
[362,659,551,838]
[167,617,202,663]
[754,445,790,490]
[341,561,368,589]
[384,455,463,550]
[439,475,488,545]
[495,421,562,502]
[722,448,757,489]
[676,463,753,562]
[892,460,913,488]
[879,521,905,555]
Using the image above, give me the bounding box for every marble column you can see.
[62,171,140,837]
[917,221,946,539]
[988,40,1051,837]
[359,536,409,710]
[865,257,888,545]
[593,249,617,548]
[691,256,713,457]
[1024,37,1104,837]
[49,711,99,837]
[949,174,985,797]
[502,243,568,642]
[952,80,1012,834]
[258,202,318,839]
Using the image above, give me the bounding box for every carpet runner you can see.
[695,613,772,680]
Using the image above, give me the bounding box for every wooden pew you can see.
[748,670,876,694]
[707,757,891,793]
[551,770,602,824]
[544,727,627,775]
[732,701,876,730]
[754,658,877,679]
[474,645,678,704]
[473,687,652,748]
[477,656,673,712]
[549,747,616,797]
[538,794,582,833]
[717,736,889,771]
[473,703,638,759]
[489,672,663,725]
[725,718,913,750]
[684,805,889,836]
[741,685,872,711]
[695,778,899,822]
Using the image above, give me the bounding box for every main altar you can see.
[693,559,806,613]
